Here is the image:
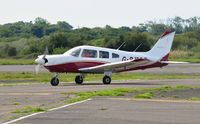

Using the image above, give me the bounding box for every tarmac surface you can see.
[0,64,200,124]
[1,79,200,124]
[13,98,200,124]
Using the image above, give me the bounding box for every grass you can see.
[190,97,200,101]
[12,106,46,114]
[169,50,200,63]
[65,88,134,103]
[0,59,35,65]
[13,102,21,105]
[64,85,200,103]
[0,72,200,85]
[133,85,197,99]
[0,82,42,87]
[170,58,200,63]
[134,92,154,99]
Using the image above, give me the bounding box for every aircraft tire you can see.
[103,76,111,84]
[50,77,59,86]
[75,75,83,84]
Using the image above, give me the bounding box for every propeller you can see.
[35,47,49,74]
[35,64,41,74]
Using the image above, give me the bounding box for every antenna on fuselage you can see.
[117,41,126,50]
[133,43,143,52]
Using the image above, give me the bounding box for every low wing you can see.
[160,61,189,64]
[79,59,153,73]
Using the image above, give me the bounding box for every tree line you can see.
[0,17,200,58]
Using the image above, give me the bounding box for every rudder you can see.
[147,30,175,61]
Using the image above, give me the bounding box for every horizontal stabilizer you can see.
[160,61,189,64]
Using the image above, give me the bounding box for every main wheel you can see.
[75,75,83,84]
[103,75,111,84]
[50,77,59,86]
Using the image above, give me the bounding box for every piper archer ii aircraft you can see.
[35,30,187,86]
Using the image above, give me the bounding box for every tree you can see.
[31,17,50,37]
[48,32,69,51]
[57,21,73,31]
[146,21,167,35]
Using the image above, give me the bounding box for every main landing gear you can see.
[75,74,84,84]
[49,72,112,86]
[102,71,112,84]
[103,75,111,84]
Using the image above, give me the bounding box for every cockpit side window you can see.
[70,48,81,57]
[81,49,97,58]
[99,51,109,58]
[112,53,119,58]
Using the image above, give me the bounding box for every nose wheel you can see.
[50,73,59,86]
[103,75,111,84]
[75,75,84,84]
[50,77,59,86]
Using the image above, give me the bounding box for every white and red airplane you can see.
[35,30,186,86]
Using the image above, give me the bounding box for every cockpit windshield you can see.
[64,48,81,57]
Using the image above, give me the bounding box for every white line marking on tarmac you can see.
[2,98,91,124]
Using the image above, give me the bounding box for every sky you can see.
[0,0,199,28]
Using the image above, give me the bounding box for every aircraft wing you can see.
[79,59,153,73]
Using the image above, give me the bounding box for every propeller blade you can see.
[35,64,40,74]
[43,46,49,58]
[42,46,49,64]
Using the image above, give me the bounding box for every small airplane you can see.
[35,30,187,86]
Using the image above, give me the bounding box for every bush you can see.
[7,46,17,56]
[53,47,68,54]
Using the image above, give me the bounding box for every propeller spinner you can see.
[35,47,49,74]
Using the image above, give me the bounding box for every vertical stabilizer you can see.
[147,30,175,60]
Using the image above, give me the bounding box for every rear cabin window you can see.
[70,48,81,57]
[81,49,97,58]
[112,53,119,58]
[99,51,109,58]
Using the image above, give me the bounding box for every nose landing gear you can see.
[50,74,59,86]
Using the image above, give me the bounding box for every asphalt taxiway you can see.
[0,63,200,124]
[1,79,200,124]
[11,97,200,124]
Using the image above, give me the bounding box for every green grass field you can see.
[64,85,200,103]
[0,72,199,86]
[170,58,200,63]
[0,59,35,65]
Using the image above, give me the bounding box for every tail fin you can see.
[147,30,175,61]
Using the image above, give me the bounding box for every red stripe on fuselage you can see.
[44,60,168,73]
[44,61,106,73]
